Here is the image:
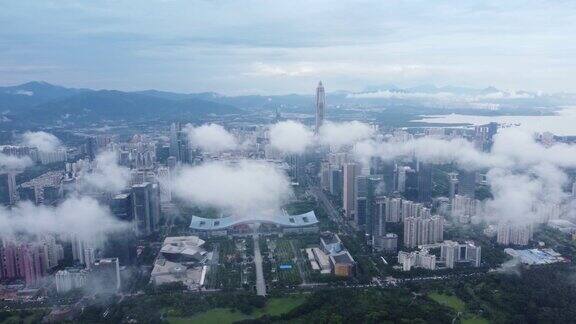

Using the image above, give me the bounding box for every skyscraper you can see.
[417,162,432,203]
[132,182,161,236]
[314,81,326,134]
[343,163,360,220]
[0,173,17,206]
[458,170,476,198]
[169,122,190,163]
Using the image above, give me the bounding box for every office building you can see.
[111,193,134,221]
[132,182,161,236]
[91,258,121,292]
[440,240,482,268]
[314,81,326,135]
[354,175,382,235]
[417,162,432,203]
[157,166,172,202]
[373,233,398,253]
[329,169,343,197]
[169,122,190,163]
[458,170,476,198]
[343,163,360,220]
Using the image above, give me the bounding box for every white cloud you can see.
[319,121,375,149]
[80,151,131,193]
[353,127,576,224]
[21,131,62,152]
[172,160,293,218]
[185,123,237,153]
[269,120,315,154]
[0,153,33,172]
[0,196,127,239]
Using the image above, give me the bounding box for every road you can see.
[253,234,266,296]
[310,186,355,236]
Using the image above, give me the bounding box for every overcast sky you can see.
[1,0,575,94]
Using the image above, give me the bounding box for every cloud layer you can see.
[269,120,314,154]
[172,160,293,218]
[80,151,131,193]
[268,120,374,154]
[0,196,127,238]
[21,131,62,152]
[0,153,33,172]
[185,123,237,153]
[353,128,576,224]
[2,1,576,93]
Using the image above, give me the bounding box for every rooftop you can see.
[190,210,318,230]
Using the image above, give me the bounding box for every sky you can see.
[1,0,575,95]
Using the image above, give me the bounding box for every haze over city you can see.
[1,1,576,323]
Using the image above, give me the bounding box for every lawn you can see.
[462,317,490,324]
[168,308,250,324]
[428,292,465,312]
[168,296,306,324]
[428,292,489,324]
[255,296,306,316]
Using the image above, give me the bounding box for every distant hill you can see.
[0,81,89,111]
[0,82,241,125]
[24,90,241,123]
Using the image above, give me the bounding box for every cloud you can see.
[268,120,375,154]
[0,196,127,239]
[172,160,293,218]
[185,123,237,153]
[319,121,375,149]
[21,131,62,152]
[269,120,314,154]
[346,90,536,102]
[80,151,131,193]
[353,127,576,225]
[0,153,33,172]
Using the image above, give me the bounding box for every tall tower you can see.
[315,81,326,134]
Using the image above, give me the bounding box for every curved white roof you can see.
[190,210,318,230]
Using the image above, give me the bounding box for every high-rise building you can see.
[314,81,326,135]
[440,240,481,268]
[132,182,161,236]
[0,173,17,206]
[0,242,48,287]
[55,268,88,293]
[497,222,532,246]
[157,166,172,202]
[403,216,444,248]
[329,169,343,197]
[458,170,476,198]
[354,175,382,235]
[417,162,432,203]
[343,163,360,220]
[39,149,67,165]
[373,233,398,253]
[320,161,331,191]
[169,122,190,163]
[398,250,436,271]
[111,193,134,221]
[92,258,121,292]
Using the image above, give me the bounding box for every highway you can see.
[253,234,267,296]
[309,186,356,236]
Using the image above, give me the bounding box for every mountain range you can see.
[1,81,574,127]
